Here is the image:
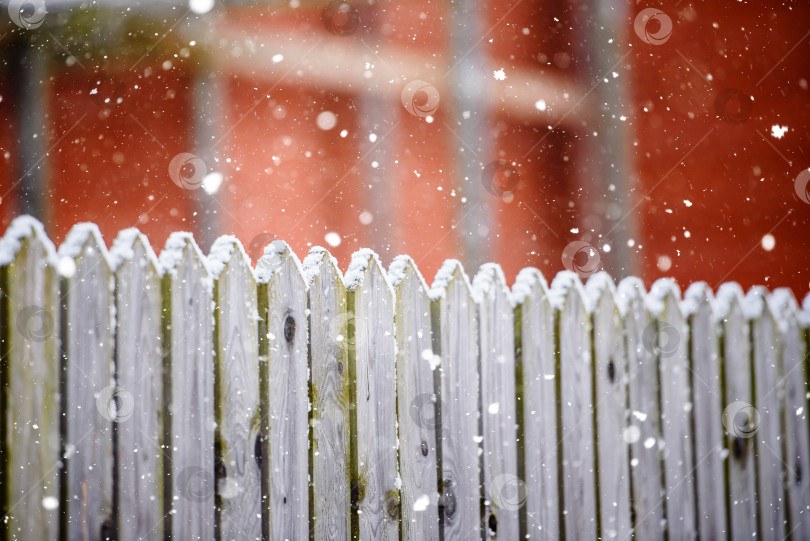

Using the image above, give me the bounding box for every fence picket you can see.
[209,237,262,541]
[389,256,440,540]
[345,249,400,540]
[1,217,809,540]
[58,224,115,540]
[770,289,810,538]
[429,261,481,540]
[159,233,215,540]
[304,247,351,540]
[716,283,757,539]
[512,268,558,539]
[618,277,666,539]
[257,241,309,539]
[648,279,696,539]
[586,273,632,540]
[0,217,61,540]
[747,287,786,538]
[110,229,164,540]
[684,282,727,539]
[474,264,520,540]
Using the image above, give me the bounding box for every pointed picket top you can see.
[768,288,801,333]
[208,235,254,280]
[511,267,549,306]
[159,231,211,276]
[0,215,57,266]
[744,286,773,321]
[109,228,161,275]
[302,245,344,289]
[58,222,113,268]
[714,282,745,323]
[583,271,617,313]
[255,239,305,285]
[645,278,682,318]
[548,270,587,313]
[683,282,714,318]
[344,248,394,296]
[616,276,647,317]
[472,262,512,304]
[388,254,430,293]
[429,258,476,302]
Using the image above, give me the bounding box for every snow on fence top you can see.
[1,215,809,540]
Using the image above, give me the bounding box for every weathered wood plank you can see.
[58,223,115,540]
[209,237,262,541]
[770,289,810,538]
[429,261,480,540]
[159,233,215,540]
[550,272,596,539]
[110,229,164,541]
[512,268,558,540]
[647,279,696,540]
[389,256,440,540]
[0,217,61,540]
[257,241,309,539]
[684,282,727,539]
[345,249,400,540]
[473,264,520,541]
[747,287,786,539]
[618,277,666,540]
[585,273,632,540]
[304,247,351,540]
[715,283,757,539]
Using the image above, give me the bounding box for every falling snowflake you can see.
[493,68,506,81]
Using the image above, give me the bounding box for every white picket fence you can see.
[0,215,809,540]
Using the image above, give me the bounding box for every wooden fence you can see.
[0,215,809,540]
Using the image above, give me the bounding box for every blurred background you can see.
[0,0,808,294]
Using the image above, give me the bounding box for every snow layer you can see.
[472,263,511,305]
[109,228,161,273]
[0,215,57,266]
[301,246,342,287]
[682,282,713,317]
[344,248,392,293]
[57,222,113,269]
[158,232,211,275]
[645,278,681,317]
[713,282,744,321]
[428,259,474,301]
[254,239,305,284]
[615,276,646,317]
[547,270,585,311]
[582,271,616,313]
[510,267,547,306]
[388,255,429,292]
[743,286,769,320]
[207,235,253,279]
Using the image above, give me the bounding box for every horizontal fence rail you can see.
[0,216,809,540]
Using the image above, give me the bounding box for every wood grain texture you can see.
[770,290,810,539]
[716,283,757,539]
[474,264,519,541]
[552,272,596,539]
[210,238,262,541]
[346,251,400,541]
[684,283,727,539]
[586,273,631,540]
[619,277,666,540]
[0,218,61,540]
[747,287,786,539]
[160,234,215,541]
[258,242,309,540]
[305,247,351,541]
[650,280,696,540]
[110,230,164,541]
[513,268,558,540]
[429,261,481,540]
[389,256,440,540]
[59,224,115,541]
